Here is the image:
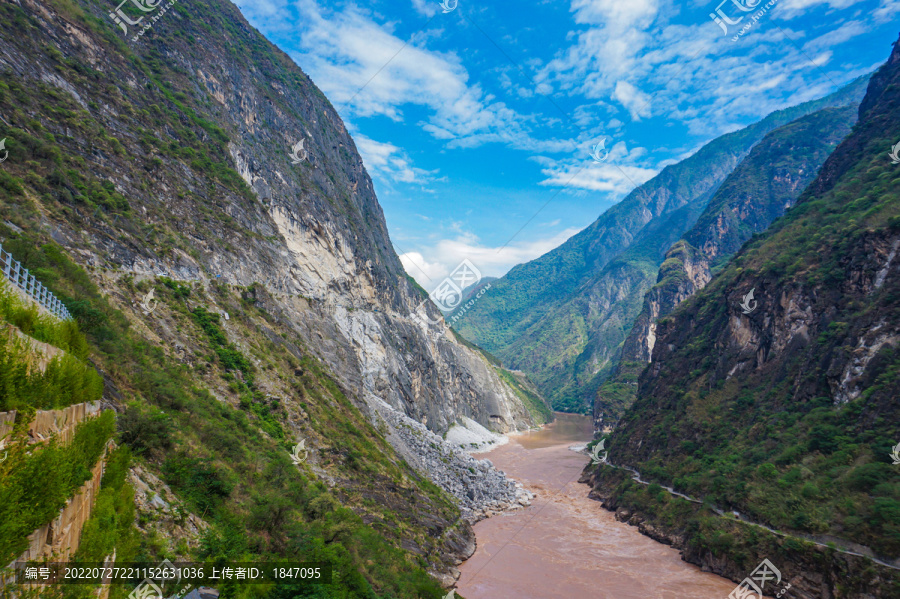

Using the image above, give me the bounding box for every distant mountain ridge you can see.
[455,76,870,411]
[597,103,860,424]
[583,33,900,598]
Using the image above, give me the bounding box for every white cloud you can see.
[613,80,652,120]
[534,0,877,139]
[410,0,438,18]
[803,20,867,52]
[291,2,469,123]
[534,0,661,106]
[776,0,867,20]
[537,140,657,193]
[268,0,568,154]
[234,0,886,271]
[398,252,447,284]
[399,228,583,287]
[874,0,900,21]
[539,161,657,194]
[354,134,437,184]
[570,0,660,28]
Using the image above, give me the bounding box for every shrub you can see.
[0,279,88,357]
[0,410,116,564]
[0,332,103,411]
[757,463,778,480]
[117,402,173,456]
[845,462,893,492]
[162,454,234,514]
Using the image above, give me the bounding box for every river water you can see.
[456,413,736,599]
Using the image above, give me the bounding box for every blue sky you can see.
[232,0,898,290]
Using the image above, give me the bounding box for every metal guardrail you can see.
[0,244,72,321]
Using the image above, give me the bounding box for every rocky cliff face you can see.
[455,76,869,412]
[0,0,539,437]
[0,0,547,590]
[620,240,712,364]
[583,34,900,598]
[598,104,860,424]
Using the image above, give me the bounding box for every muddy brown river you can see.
[456,413,737,599]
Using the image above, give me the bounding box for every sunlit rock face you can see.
[9,0,537,438]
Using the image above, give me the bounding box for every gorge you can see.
[0,0,898,598]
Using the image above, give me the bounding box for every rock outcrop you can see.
[598,104,860,424]
[0,0,541,439]
[454,74,869,412]
[583,33,900,598]
[0,0,549,587]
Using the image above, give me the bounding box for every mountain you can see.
[597,103,860,425]
[583,34,900,598]
[0,0,548,594]
[455,77,870,412]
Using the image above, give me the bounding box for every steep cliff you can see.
[0,0,546,593]
[0,0,546,436]
[598,104,859,424]
[583,34,900,598]
[455,76,869,411]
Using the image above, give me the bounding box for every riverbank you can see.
[455,414,736,599]
[582,462,900,598]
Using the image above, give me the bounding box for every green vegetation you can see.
[590,43,900,585]
[454,76,869,412]
[0,0,529,593]
[450,326,502,367]
[0,278,102,410]
[0,233,453,598]
[0,279,88,357]
[686,105,857,264]
[0,411,116,564]
[595,360,642,422]
[191,306,255,384]
[60,447,140,599]
[0,333,103,410]
[598,104,859,422]
[495,367,553,424]
[0,261,119,589]
[595,468,900,595]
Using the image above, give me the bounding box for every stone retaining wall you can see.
[13,440,114,563]
[0,400,102,449]
[0,410,14,447]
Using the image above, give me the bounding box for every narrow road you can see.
[601,461,900,571]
